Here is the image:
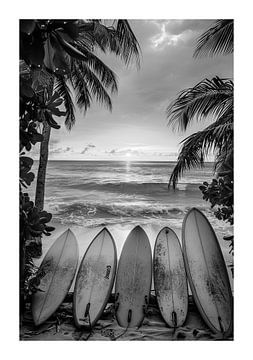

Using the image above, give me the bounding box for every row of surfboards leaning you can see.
[31,207,233,338]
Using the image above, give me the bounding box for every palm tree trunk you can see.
[19,224,25,321]
[35,121,51,211]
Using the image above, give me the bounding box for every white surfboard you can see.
[153,227,188,327]
[182,208,233,336]
[115,226,152,328]
[73,227,117,328]
[32,229,79,326]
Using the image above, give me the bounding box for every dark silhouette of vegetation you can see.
[19,19,141,316]
[20,20,141,211]
[166,19,234,259]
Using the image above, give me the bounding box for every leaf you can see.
[31,133,44,143]
[39,212,52,223]
[20,81,34,98]
[25,142,32,151]
[20,20,36,35]
[48,107,66,117]
[44,226,55,232]
[20,31,45,66]
[21,171,35,186]
[62,21,80,40]
[48,91,61,104]
[20,156,34,168]
[43,37,55,71]
[194,20,233,58]
[44,111,61,129]
[50,33,70,74]
[55,33,87,61]
[49,98,64,108]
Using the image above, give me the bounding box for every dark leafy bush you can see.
[199,157,234,270]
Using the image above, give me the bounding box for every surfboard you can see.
[73,227,117,328]
[32,229,79,326]
[153,227,188,328]
[115,225,152,328]
[182,208,233,336]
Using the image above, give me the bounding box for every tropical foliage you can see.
[20,63,57,309]
[166,19,234,256]
[19,19,141,312]
[193,20,233,58]
[167,76,233,188]
[20,19,140,129]
[21,20,141,211]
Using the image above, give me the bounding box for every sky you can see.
[31,19,233,162]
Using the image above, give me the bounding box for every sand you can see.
[20,293,233,341]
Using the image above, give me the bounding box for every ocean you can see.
[29,160,232,233]
[29,160,233,289]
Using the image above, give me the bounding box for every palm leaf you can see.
[168,115,233,188]
[78,20,141,68]
[116,20,141,68]
[74,43,118,93]
[54,76,75,130]
[70,63,91,112]
[194,20,233,58]
[167,77,233,130]
[70,60,113,112]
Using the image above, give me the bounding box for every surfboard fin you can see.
[85,302,91,318]
[114,293,120,316]
[79,303,91,325]
[127,309,132,324]
[172,311,177,328]
[143,295,149,315]
[218,316,224,335]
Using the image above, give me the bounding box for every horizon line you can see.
[33,158,215,163]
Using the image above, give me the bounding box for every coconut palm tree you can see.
[194,19,233,58]
[167,20,233,188]
[20,20,141,210]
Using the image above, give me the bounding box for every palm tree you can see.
[20,20,141,210]
[193,20,233,58]
[167,20,233,188]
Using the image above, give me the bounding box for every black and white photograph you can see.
[18,16,234,342]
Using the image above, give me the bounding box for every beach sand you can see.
[20,221,233,341]
[20,293,232,341]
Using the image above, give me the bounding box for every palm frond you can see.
[70,64,91,112]
[71,60,113,112]
[115,20,141,68]
[74,43,118,93]
[215,148,233,177]
[194,20,233,58]
[168,115,233,188]
[54,76,75,130]
[78,20,141,68]
[167,77,233,131]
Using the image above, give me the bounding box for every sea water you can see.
[29,160,232,232]
[29,160,234,289]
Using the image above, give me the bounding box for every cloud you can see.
[106,148,117,154]
[50,146,72,154]
[106,147,146,157]
[49,138,61,147]
[81,144,96,154]
[52,20,232,161]
[155,151,178,157]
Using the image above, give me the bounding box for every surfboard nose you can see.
[132,225,144,233]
